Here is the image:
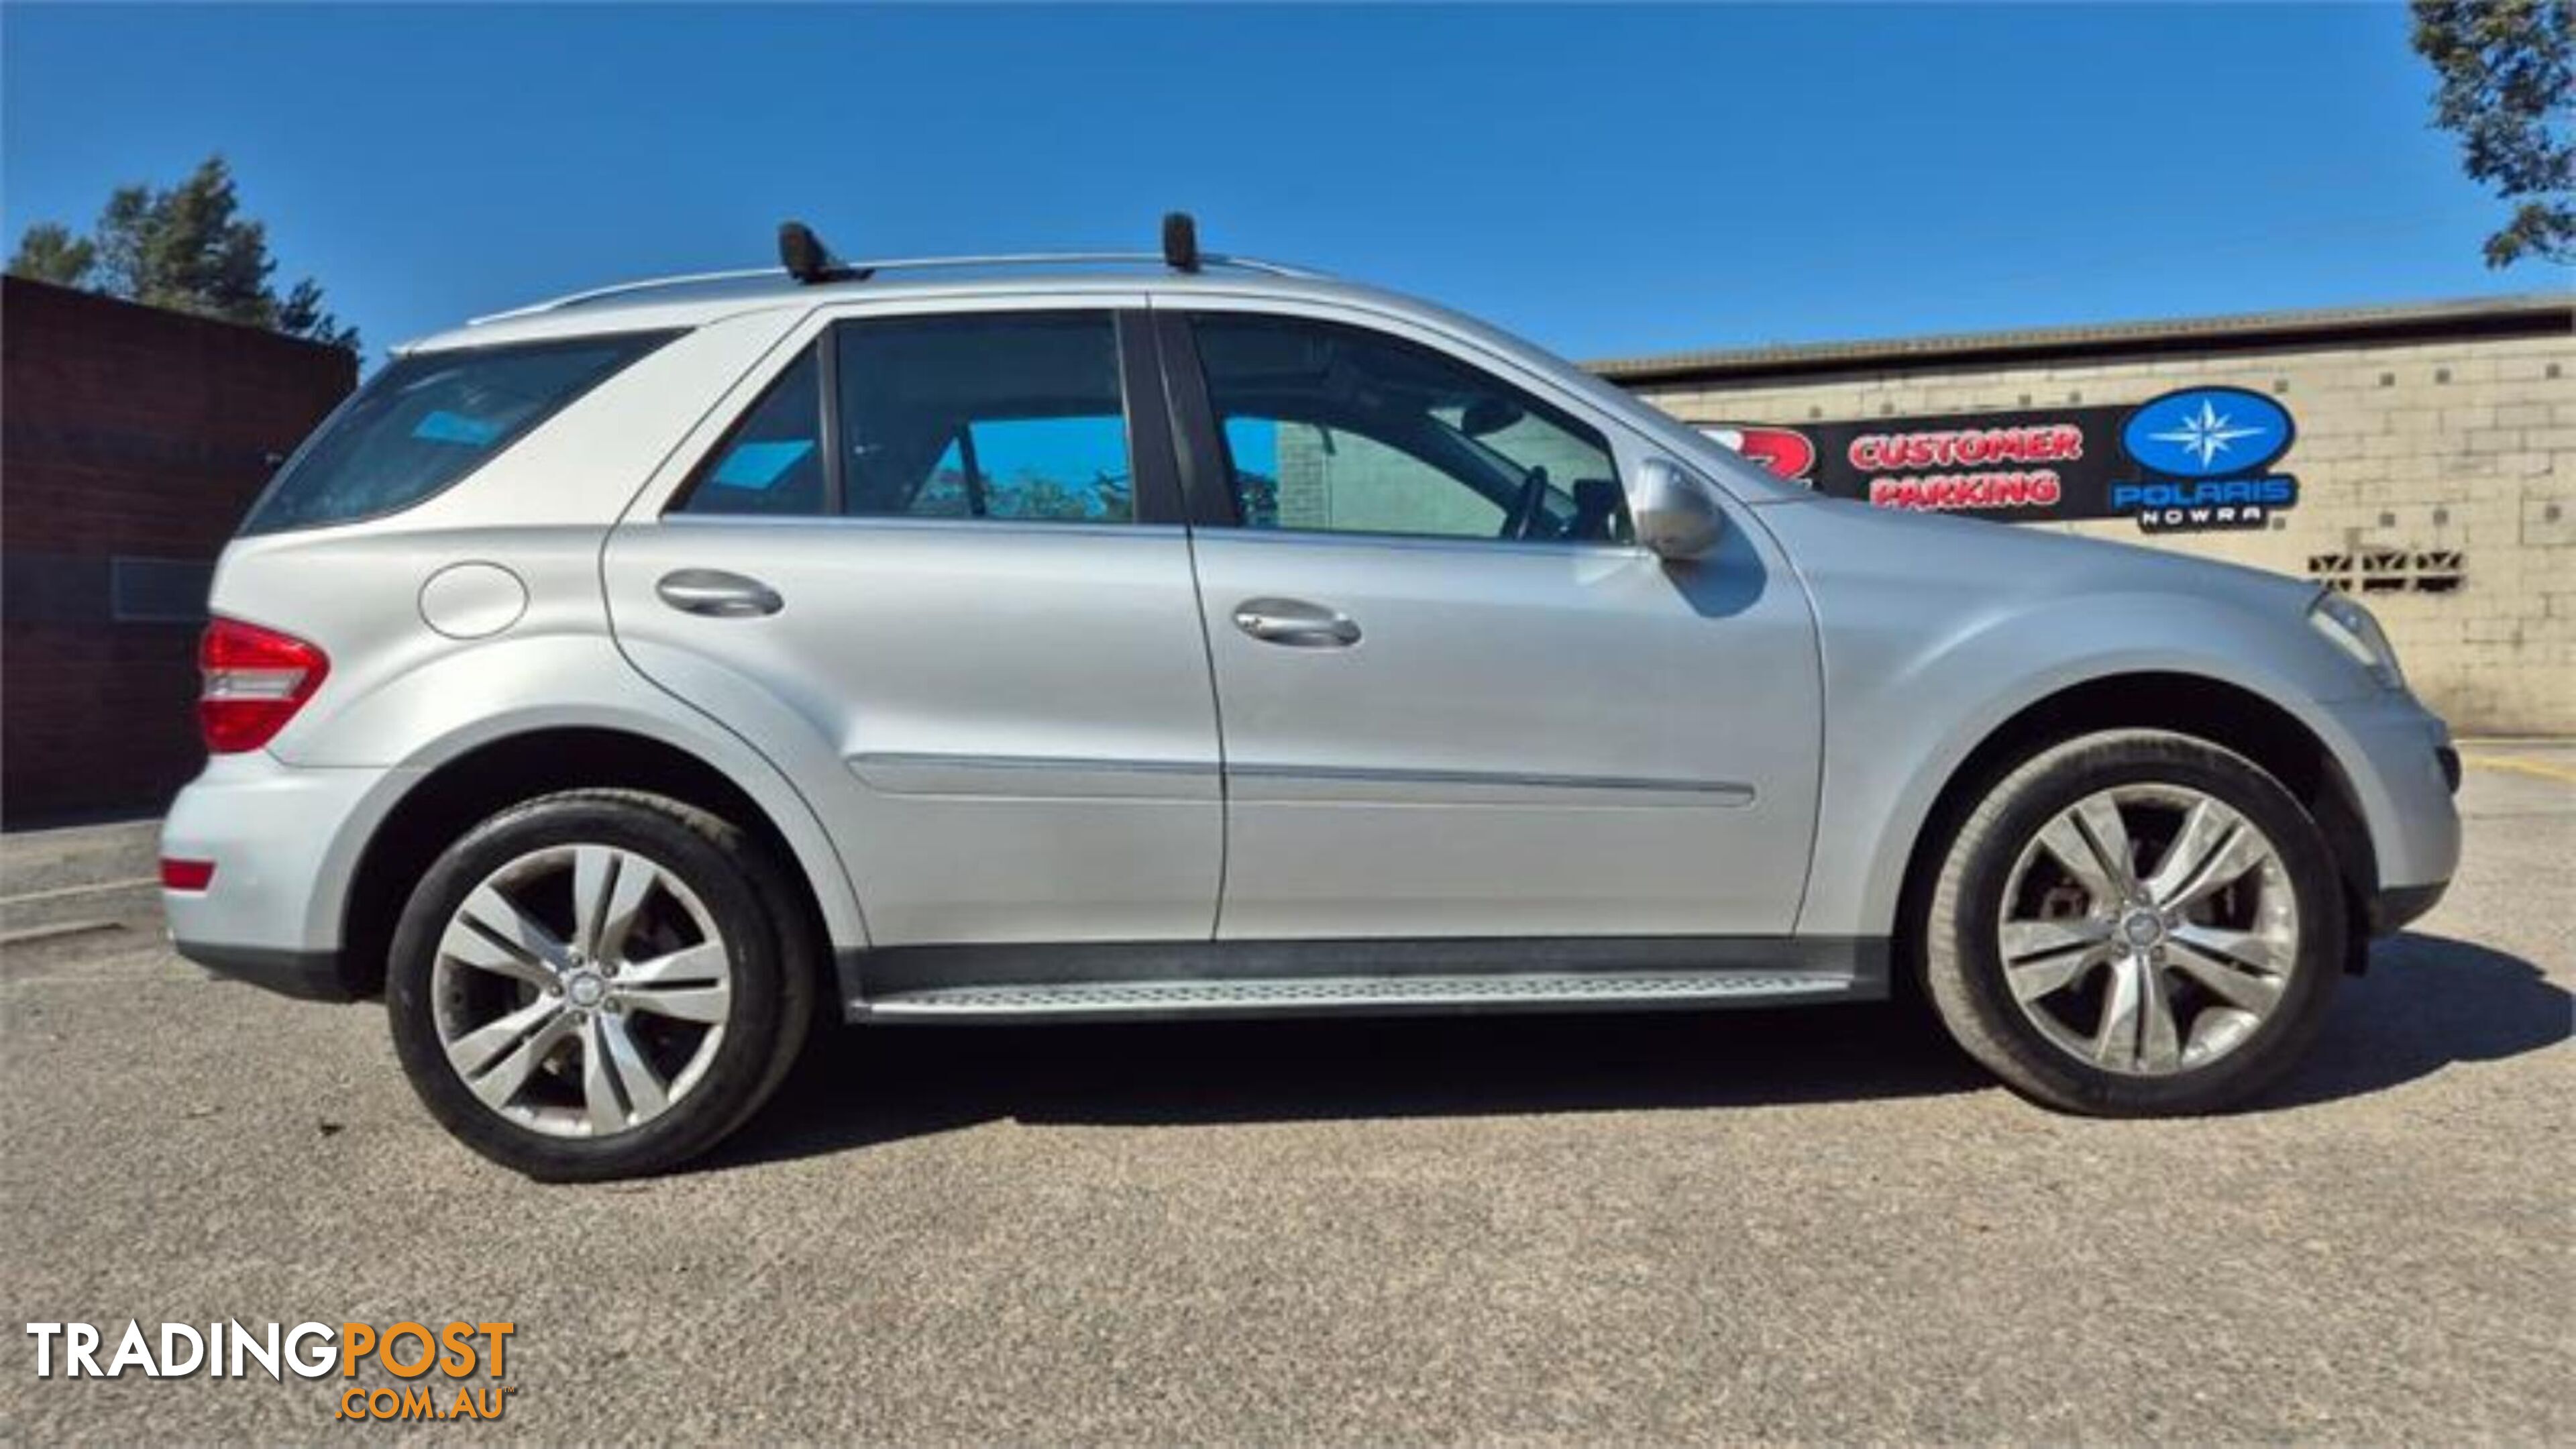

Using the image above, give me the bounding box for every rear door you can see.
[1159,301,1823,941]
[605,299,1223,945]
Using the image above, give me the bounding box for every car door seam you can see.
[1146,299,1235,941]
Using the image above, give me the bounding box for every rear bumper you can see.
[161,753,411,998]
[175,943,361,1002]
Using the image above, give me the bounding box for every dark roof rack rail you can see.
[472,213,1315,325]
[1162,211,1201,272]
[779,220,873,284]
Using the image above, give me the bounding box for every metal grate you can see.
[2306,547,2467,596]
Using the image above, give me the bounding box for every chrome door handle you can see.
[1232,598,1361,648]
[657,569,783,618]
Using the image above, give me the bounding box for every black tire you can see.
[386,790,807,1180]
[1921,728,2345,1116]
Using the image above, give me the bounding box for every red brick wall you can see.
[3,277,356,824]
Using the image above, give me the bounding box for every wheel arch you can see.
[336,725,859,999]
[1888,671,2377,984]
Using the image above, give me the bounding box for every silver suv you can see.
[164,219,2461,1179]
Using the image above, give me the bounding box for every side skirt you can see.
[837,936,1888,1024]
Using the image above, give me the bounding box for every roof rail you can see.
[468,268,785,325]
[798,250,1316,278]
[470,213,1317,325]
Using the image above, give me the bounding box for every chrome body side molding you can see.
[845,753,1752,807]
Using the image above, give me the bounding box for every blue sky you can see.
[3,4,2560,366]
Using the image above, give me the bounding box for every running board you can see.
[853,969,1869,1023]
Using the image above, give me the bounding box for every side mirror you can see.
[1627,457,1723,561]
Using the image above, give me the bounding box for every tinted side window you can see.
[1191,315,1626,545]
[839,313,1134,523]
[243,331,674,535]
[676,349,825,516]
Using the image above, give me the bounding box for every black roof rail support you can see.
[1162,212,1201,273]
[778,220,871,284]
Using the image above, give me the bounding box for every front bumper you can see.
[162,752,412,1000]
[2368,879,2451,936]
[2320,691,2460,936]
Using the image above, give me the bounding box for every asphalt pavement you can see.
[2,747,2569,1442]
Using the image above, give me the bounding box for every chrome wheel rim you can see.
[1996,784,2298,1077]
[431,845,733,1138]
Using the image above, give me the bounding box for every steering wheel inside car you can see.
[1500,466,1552,540]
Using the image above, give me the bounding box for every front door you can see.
[1159,305,1822,941]
[606,302,1222,945]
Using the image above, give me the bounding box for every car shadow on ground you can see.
[705,930,2569,1172]
[2261,931,2571,1108]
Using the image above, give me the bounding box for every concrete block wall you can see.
[1619,325,2574,735]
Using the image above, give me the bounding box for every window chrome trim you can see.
[1189,525,1650,561]
[655,513,1632,555]
[661,513,1189,541]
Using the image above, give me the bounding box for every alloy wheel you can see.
[1996,784,2300,1076]
[430,844,734,1137]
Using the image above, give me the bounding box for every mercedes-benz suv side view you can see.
[162,219,2461,1179]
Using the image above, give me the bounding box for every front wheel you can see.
[386,790,803,1179]
[1921,729,2346,1116]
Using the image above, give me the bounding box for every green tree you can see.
[2412,0,2574,266]
[7,154,358,352]
[7,222,96,287]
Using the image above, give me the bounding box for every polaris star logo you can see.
[2112,387,2300,534]
[2121,387,2294,479]
[2148,399,2268,470]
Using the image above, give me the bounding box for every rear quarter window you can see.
[240,331,677,535]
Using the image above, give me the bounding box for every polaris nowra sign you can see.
[1695,384,2299,535]
[2112,386,2299,534]
[2113,475,2300,533]
[2120,386,2294,477]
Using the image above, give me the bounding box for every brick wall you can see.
[1611,308,2575,736]
[3,277,356,823]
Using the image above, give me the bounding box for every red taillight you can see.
[197,617,329,753]
[160,859,216,892]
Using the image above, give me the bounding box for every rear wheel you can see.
[387,790,806,1179]
[1921,729,2345,1115]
